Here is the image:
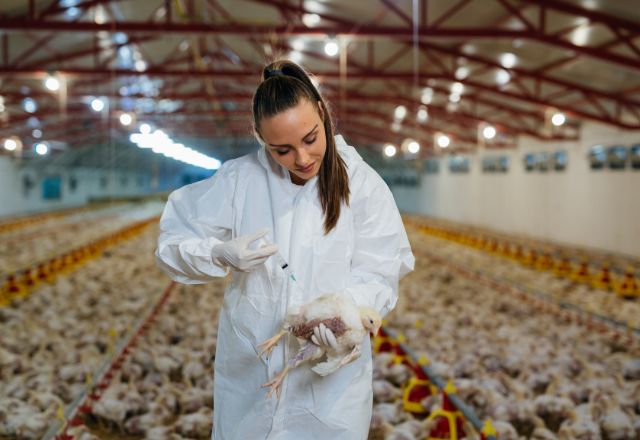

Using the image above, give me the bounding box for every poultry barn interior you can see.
[0,1,639,439]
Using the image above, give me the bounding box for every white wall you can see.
[385,121,640,258]
[0,156,151,218]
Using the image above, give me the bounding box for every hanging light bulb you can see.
[482,125,496,139]
[500,52,517,69]
[139,123,152,134]
[551,112,566,126]
[4,138,17,151]
[384,144,397,157]
[394,105,407,120]
[90,98,105,112]
[119,113,133,126]
[35,142,48,155]
[421,88,434,105]
[437,134,450,148]
[417,106,428,123]
[302,13,321,27]
[44,76,60,91]
[407,141,420,154]
[324,40,339,57]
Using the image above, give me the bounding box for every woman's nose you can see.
[296,147,310,165]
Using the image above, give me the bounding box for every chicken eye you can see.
[369,319,374,324]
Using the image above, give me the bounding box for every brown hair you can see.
[252,60,350,234]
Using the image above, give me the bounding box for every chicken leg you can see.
[257,330,286,358]
[262,342,323,398]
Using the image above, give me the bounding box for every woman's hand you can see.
[311,323,338,350]
[211,228,278,272]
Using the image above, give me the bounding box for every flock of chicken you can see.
[1,207,639,439]
[0,210,166,439]
[381,229,639,439]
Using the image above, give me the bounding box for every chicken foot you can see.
[257,330,287,358]
[262,343,322,399]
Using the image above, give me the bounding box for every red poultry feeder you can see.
[571,260,590,283]
[591,264,613,290]
[426,381,467,439]
[553,257,571,277]
[616,269,638,298]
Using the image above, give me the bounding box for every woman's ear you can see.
[317,100,325,121]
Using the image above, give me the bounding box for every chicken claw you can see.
[261,365,291,398]
[257,330,286,358]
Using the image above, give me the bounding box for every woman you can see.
[156,60,414,440]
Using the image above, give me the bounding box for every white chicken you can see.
[258,294,381,398]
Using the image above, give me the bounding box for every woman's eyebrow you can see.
[268,125,319,148]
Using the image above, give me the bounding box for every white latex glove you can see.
[311,323,338,351]
[211,228,278,272]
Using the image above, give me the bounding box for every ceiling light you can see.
[32,129,42,139]
[551,112,566,126]
[90,98,105,112]
[45,76,60,91]
[455,66,469,80]
[135,60,147,72]
[129,129,221,170]
[303,13,321,27]
[35,142,48,155]
[500,52,517,69]
[391,120,402,132]
[139,123,152,134]
[324,40,339,57]
[384,144,397,157]
[4,139,17,151]
[437,134,450,148]
[119,113,133,126]
[482,125,496,139]
[496,69,511,86]
[292,39,305,51]
[417,106,428,123]
[421,88,433,105]
[407,141,420,154]
[451,82,464,95]
[23,98,37,113]
[394,105,407,120]
[449,93,461,103]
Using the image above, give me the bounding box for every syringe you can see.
[258,237,297,282]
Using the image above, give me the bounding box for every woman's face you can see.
[259,99,326,185]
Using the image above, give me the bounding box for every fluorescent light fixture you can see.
[129,128,221,170]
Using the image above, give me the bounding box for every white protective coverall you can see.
[155,135,415,440]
